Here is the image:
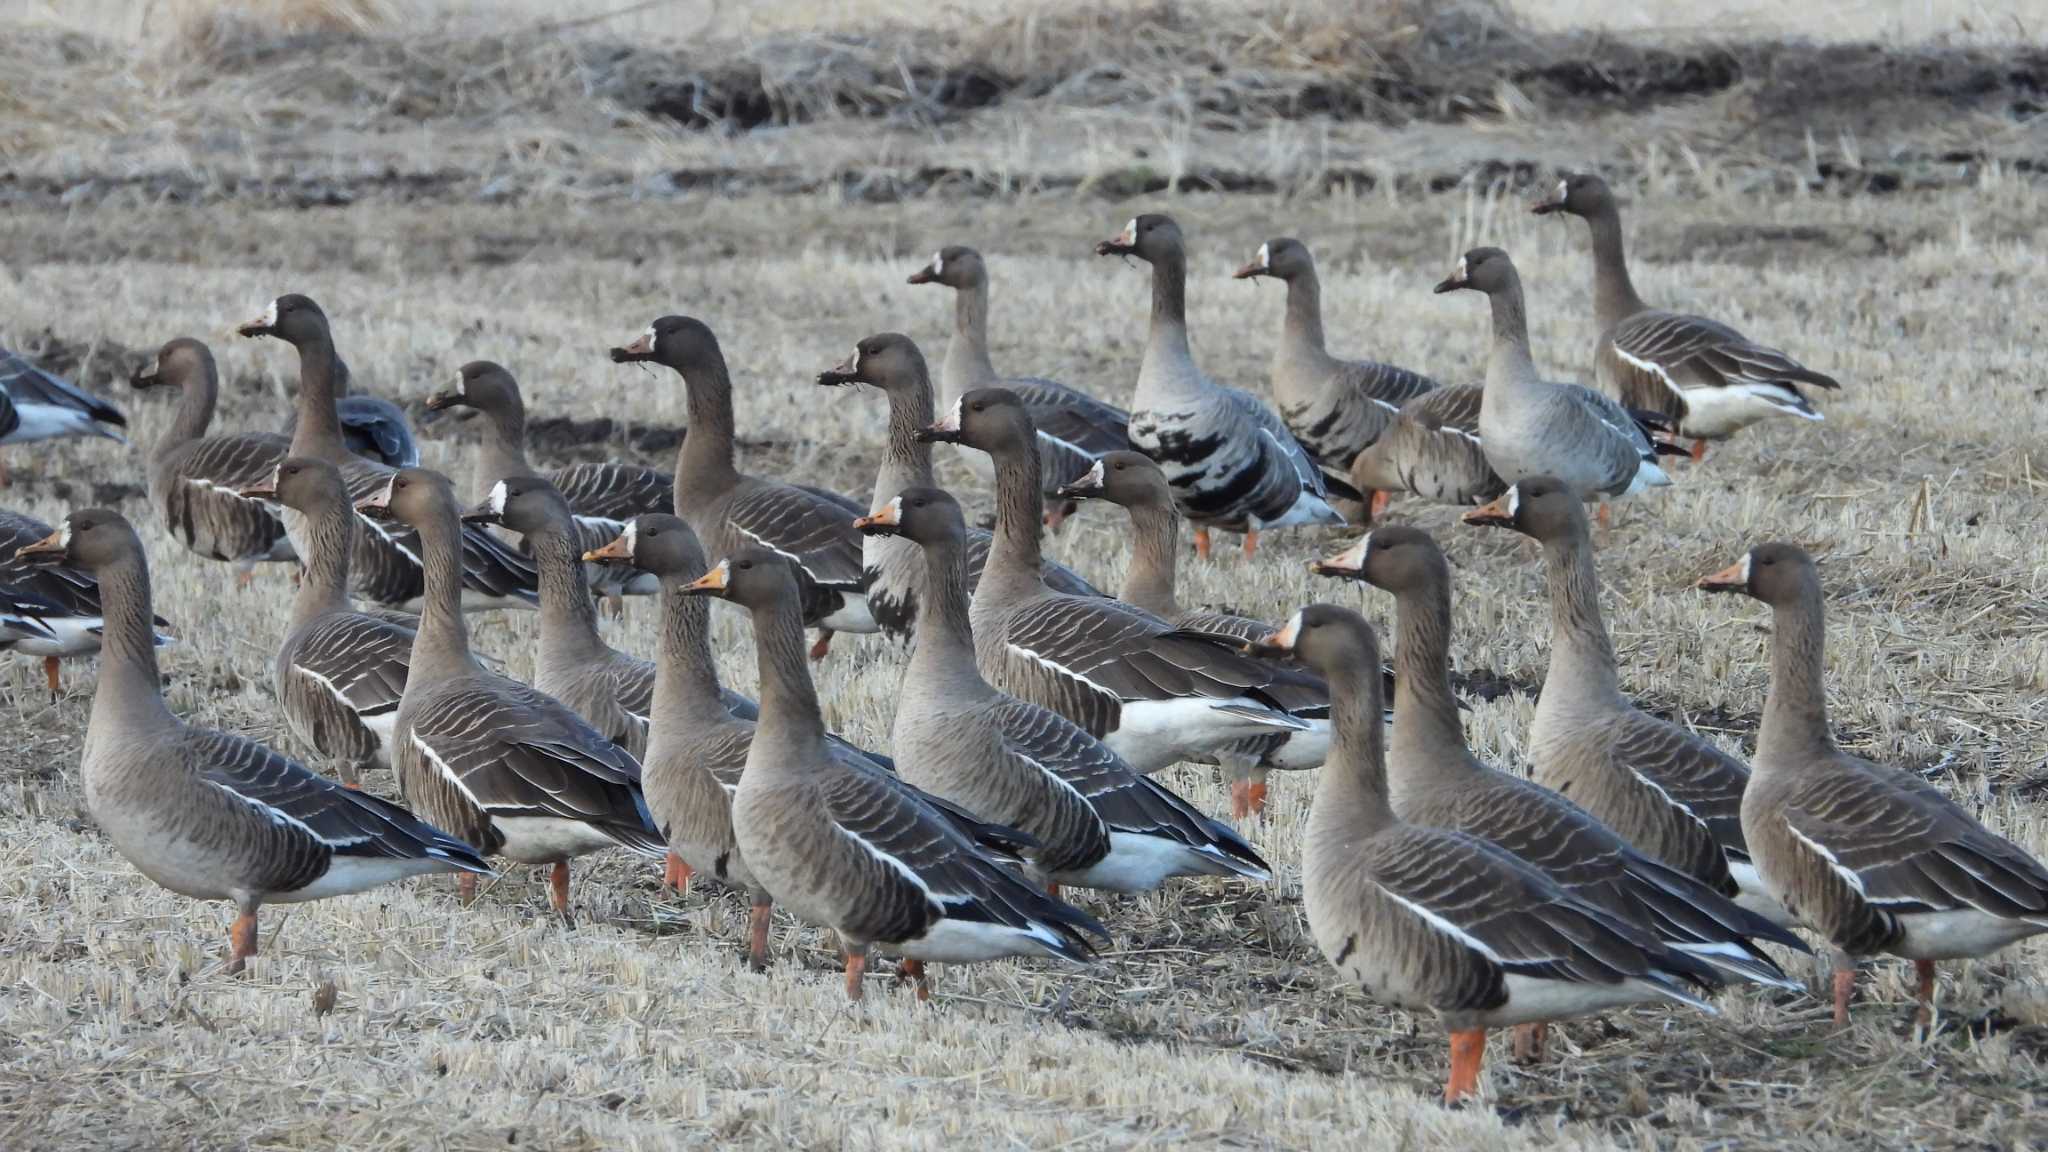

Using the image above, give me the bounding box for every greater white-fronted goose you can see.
[1055,450,1334,819]
[685,546,1103,1000]
[608,316,874,659]
[425,360,668,603]
[1435,249,1671,513]
[0,507,170,694]
[906,245,1130,528]
[358,468,662,925]
[1233,237,1438,474]
[238,295,539,612]
[130,338,296,585]
[1535,174,1840,459]
[814,333,1100,640]
[1463,478,1783,923]
[1245,603,1719,1103]
[0,344,127,484]
[17,509,488,973]
[1700,543,2048,1025]
[1315,527,1805,1058]
[1095,214,1349,558]
[857,486,1269,889]
[1346,384,1506,516]
[923,387,1313,776]
[467,475,654,757]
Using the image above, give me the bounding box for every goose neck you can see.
[1387,583,1472,776]
[747,589,828,755]
[942,280,1000,402]
[1584,205,1649,330]
[474,404,535,496]
[1482,280,1540,394]
[288,498,356,627]
[1758,584,1838,766]
[1311,655,1397,836]
[878,372,938,500]
[1539,531,1622,705]
[162,366,218,453]
[909,532,984,683]
[651,573,733,732]
[405,502,477,685]
[87,550,175,736]
[674,355,741,494]
[531,525,608,665]
[287,335,348,460]
[980,436,1048,601]
[1118,501,1184,619]
[1281,266,1329,359]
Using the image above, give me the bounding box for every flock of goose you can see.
[3,174,2044,1105]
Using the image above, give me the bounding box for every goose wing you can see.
[726,483,866,591]
[962,526,1098,598]
[291,612,411,726]
[0,348,126,427]
[1608,710,1751,862]
[551,462,673,523]
[1227,386,1330,499]
[335,394,418,468]
[1610,310,1839,407]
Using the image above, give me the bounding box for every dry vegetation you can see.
[2,1,2046,1149]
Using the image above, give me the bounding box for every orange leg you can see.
[227,910,259,975]
[897,958,931,1001]
[843,949,868,1001]
[1230,778,1253,822]
[1245,774,1268,816]
[1241,528,1260,559]
[1367,490,1391,521]
[289,568,303,589]
[1511,1022,1548,1064]
[1445,1029,1487,1103]
[457,871,478,906]
[748,901,773,971]
[235,568,257,590]
[1689,439,1708,462]
[1915,959,1937,1027]
[1046,883,1060,898]
[550,861,575,928]
[1043,500,1076,531]
[43,655,60,697]
[662,851,693,894]
[808,630,835,662]
[1832,966,1856,1025]
[1193,527,1212,560]
[1595,503,1611,530]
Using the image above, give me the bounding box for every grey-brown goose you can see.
[0,507,171,695]
[1700,544,2048,1025]
[1244,603,1718,1103]
[686,546,1103,999]
[608,316,874,659]
[237,295,539,612]
[130,337,295,585]
[1315,527,1804,1057]
[922,388,1313,775]
[242,457,412,789]
[814,333,1100,639]
[359,468,661,926]
[1096,214,1349,559]
[1436,249,1671,509]
[1536,174,1839,459]
[1233,237,1438,473]
[425,361,667,603]
[1055,449,1336,820]
[1463,478,1784,923]
[856,486,1268,889]
[0,344,127,484]
[17,509,487,973]
[906,245,1130,528]
[466,474,653,757]
[1346,384,1505,516]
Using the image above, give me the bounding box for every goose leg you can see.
[1445,1029,1486,1103]
[1246,770,1268,817]
[549,861,576,929]
[1595,503,1611,530]
[235,568,257,590]
[808,630,835,662]
[1193,527,1212,560]
[662,851,693,894]
[1043,500,1077,531]
[1689,439,1708,462]
[43,656,60,697]
[747,901,773,971]
[227,907,260,975]
[897,958,931,1001]
[1511,1022,1548,1064]
[843,948,867,1000]
[1832,963,1857,1025]
[1914,959,1937,1027]
[1241,529,1260,559]
[1367,490,1391,521]
[457,871,478,906]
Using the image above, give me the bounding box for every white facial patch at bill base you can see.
[1076,459,1105,489]
[934,397,963,433]
[643,323,658,350]
[1326,535,1368,573]
[488,480,509,516]
[1120,218,1139,245]
[1255,242,1270,270]
[1456,256,1469,282]
[883,495,903,523]
[1273,610,1303,650]
[1556,178,1569,203]
[255,299,278,329]
[1503,484,1520,519]
[930,252,943,276]
[1736,552,1752,585]
[56,521,73,549]
[622,518,638,557]
[453,368,467,396]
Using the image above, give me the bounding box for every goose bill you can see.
[852,496,903,535]
[1310,535,1370,577]
[582,532,634,564]
[1054,458,1106,500]
[906,252,942,284]
[1242,613,1301,657]
[916,398,965,443]
[15,526,69,565]
[1232,242,1270,279]
[816,345,862,386]
[681,560,731,596]
[354,476,396,518]
[1460,488,1517,528]
[1697,555,1752,593]
[610,325,656,362]
[1531,178,1569,214]
[237,299,279,337]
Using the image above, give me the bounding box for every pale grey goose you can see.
[921,387,1313,776]
[1346,384,1505,516]
[608,316,875,660]
[357,467,661,926]
[906,245,1130,528]
[0,507,170,695]
[1054,449,1336,820]
[280,355,418,469]
[1463,478,1785,923]
[1535,174,1839,459]
[682,546,1103,999]
[241,457,412,789]
[813,332,1100,640]
[1435,249,1671,513]
[1700,543,2048,1025]
[856,486,1269,889]
[1242,603,1718,1103]
[16,509,487,973]
[1314,526,1805,1058]
[424,360,667,604]
[1233,237,1438,473]
[237,295,540,612]
[130,337,296,585]
[0,344,127,484]
[1095,214,1348,558]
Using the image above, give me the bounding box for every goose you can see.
[1243,603,1720,1103]
[608,316,875,660]
[1055,450,1336,819]
[1463,478,1785,923]
[238,295,539,612]
[813,332,1100,640]
[1435,249,1671,516]
[857,486,1269,889]
[129,337,297,586]
[239,457,412,789]
[280,355,418,468]
[424,360,668,604]
[1095,214,1349,558]
[922,387,1313,775]
[683,545,1103,999]
[1346,384,1505,517]
[0,344,127,484]
[1700,543,2048,1025]
[1232,237,1438,473]
[357,467,662,926]
[1314,526,1806,1059]
[906,245,1130,528]
[15,509,488,973]
[1535,174,1839,459]
[0,507,170,695]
